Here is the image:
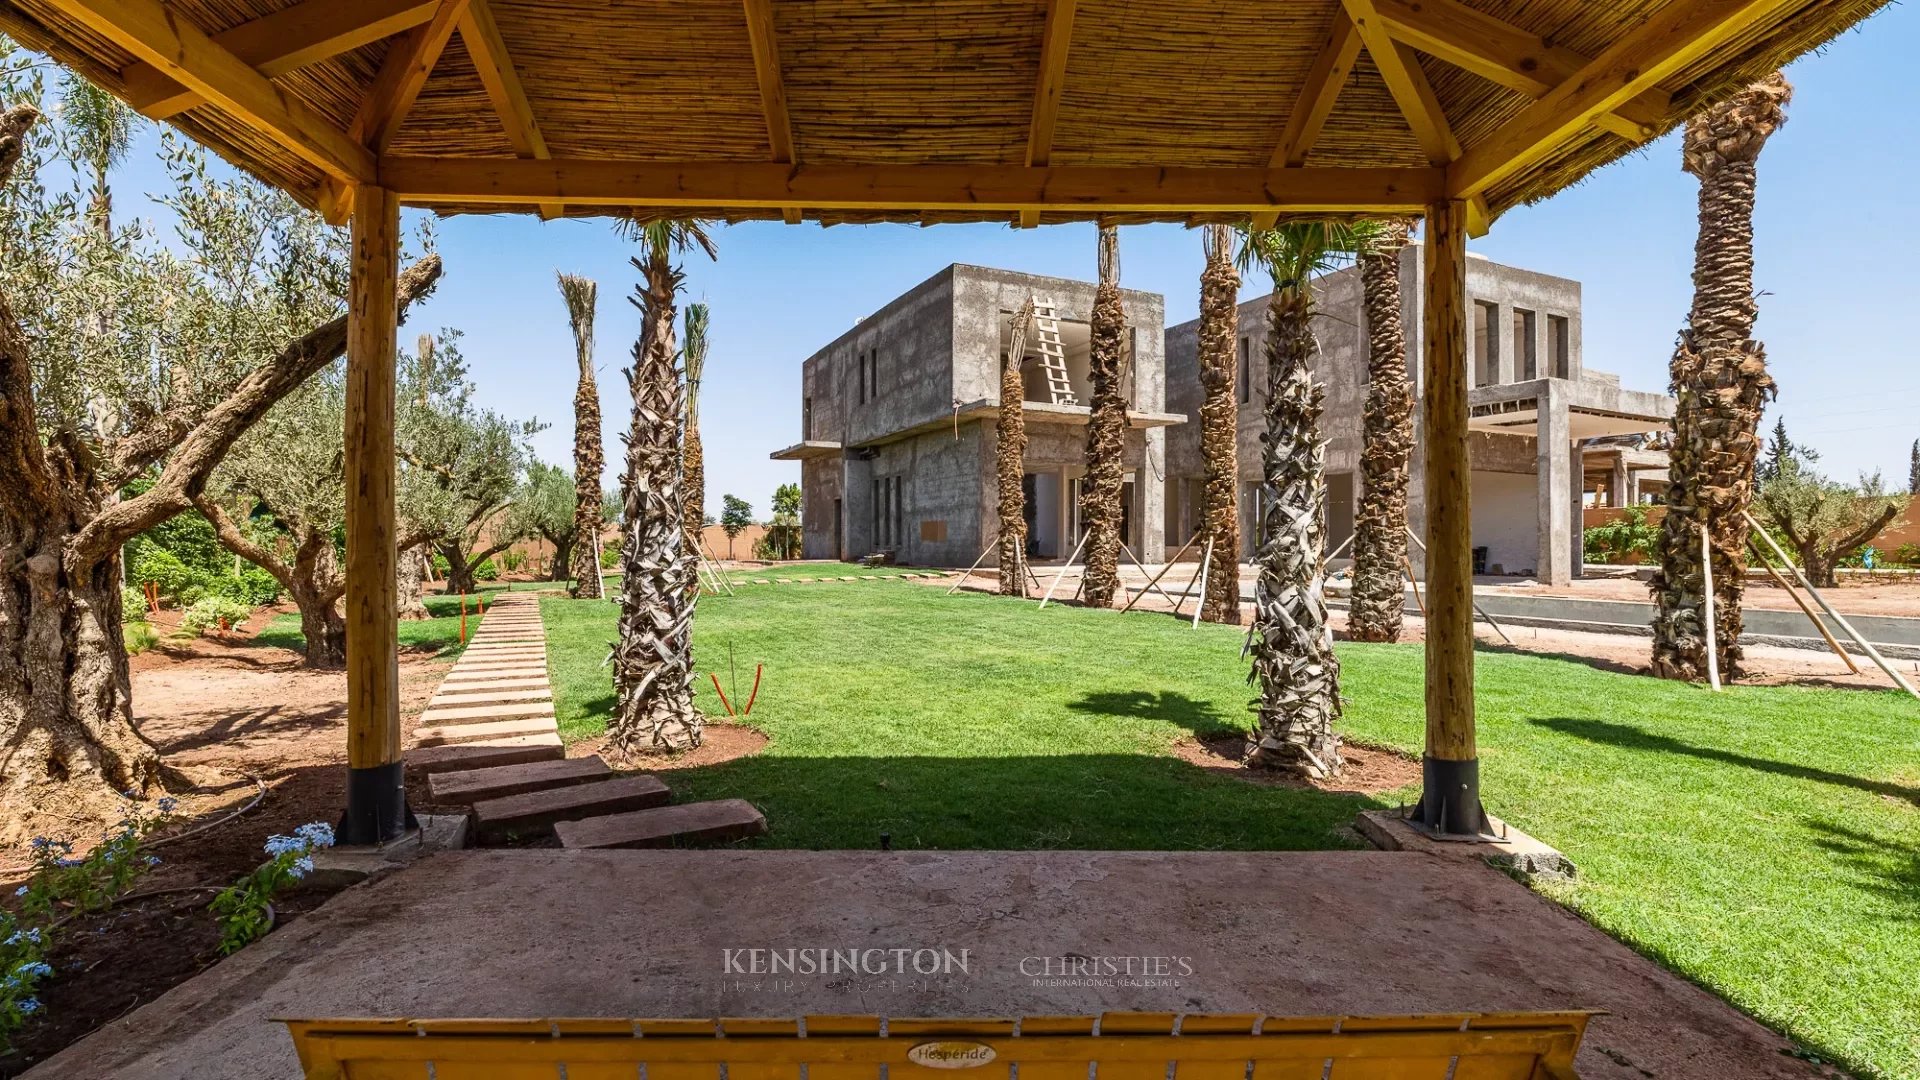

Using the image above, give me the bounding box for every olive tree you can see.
[0,74,441,836]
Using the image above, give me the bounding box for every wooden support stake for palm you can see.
[1039,531,1089,609]
[1744,509,1919,699]
[1747,539,1859,673]
[1120,540,1183,612]
[1190,537,1214,629]
[1174,538,1211,618]
[1402,526,1512,646]
[949,534,999,594]
[1119,531,1202,614]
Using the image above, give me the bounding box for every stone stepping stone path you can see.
[735,570,956,586]
[411,591,768,849]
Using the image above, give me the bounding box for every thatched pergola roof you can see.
[0,0,1889,229]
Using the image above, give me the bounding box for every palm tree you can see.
[1348,219,1415,643]
[1237,221,1381,778]
[682,303,710,561]
[609,219,714,754]
[1650,73,1791,683]
[61,75,135,238]
[1196,225,1242,624]
[558,273,605,600]
[997,298,1036,596]
[1079,225,1128,607]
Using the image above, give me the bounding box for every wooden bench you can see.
[282,1011,1590,1079]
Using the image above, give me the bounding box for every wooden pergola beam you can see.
[350,0,470,154]
[120,0,438,121]
[1449,0,1800,200]
[43,0,375,183]
[1020,0,1077,227]
[741,0,800,225]
[1341,0,1459,165]
[1269,10,1362,170]
[456,0,561,219]
[1368,0,1668,142]
[378,157,1444,214]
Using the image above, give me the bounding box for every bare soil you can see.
[1170,734,1422,794]
[0,627,448,1077]
[1516,571,1920,617]
[567,723,770,774]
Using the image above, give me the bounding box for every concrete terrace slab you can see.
[28,851,1822,1080]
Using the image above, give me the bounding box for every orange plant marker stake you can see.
[743,663,763,716]
[709,673,737,717]
[459,593,468,645]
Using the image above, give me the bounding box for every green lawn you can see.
[542,581,1920,1080]
[254,591,499,659]
[720,560,941,586]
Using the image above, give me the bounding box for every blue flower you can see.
[17,997,39,1015]
[288,856,315,881]
[156,797,179,813]
[15,962,51,979]
[262,834,303,857]
[5,929,41,946]
[52,858,80,869]
[12,886,26,898]
[293,822,335,849]
[27,838,49,852]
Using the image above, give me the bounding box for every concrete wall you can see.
[797,266,958,449]
[1470,470,1538,576]
[1165,249,1601,573]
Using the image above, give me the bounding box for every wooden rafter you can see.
[1019,0,1077,227]
[42,0,375,183]
[350,0,469,154]
[456,0,560,219]
[1368,0,1668,143]
[120,0,438,120]
[1340,0,1459,165]
[377,158,1444,214]
[1270,12,1362,170]
[1449,0,1801,200]
[741,0,800,224]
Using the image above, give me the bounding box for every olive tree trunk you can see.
[1197,225,1242,624]
[1650,74,1790,683]
[1079,226,1128,608]
[610,256,701,753]
[1348,221,1414,643]
[397,544,430,620]
[196,497,346,666]
[1245,285,1342,778]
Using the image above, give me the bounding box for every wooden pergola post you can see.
[339,185,414,846]
[1411,197,1488,836]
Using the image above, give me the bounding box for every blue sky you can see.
[94,3,1916,516]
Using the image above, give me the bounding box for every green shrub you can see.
[473,559,500,581]
[600,543,620,569]
[1894,543,1920,568]
[129,547,200,602]
[502,549,527,573]
[122,621,159,655]
[430,553,451,574]
[1583,507,1658,565]
[200,566,281,606]
[121,585,150,619]
[180,596,253,636]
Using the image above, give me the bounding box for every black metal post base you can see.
[337,761,417,847]
[1406,755,1496,840]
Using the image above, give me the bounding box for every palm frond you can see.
[1235,220,1389,291]
[615,218,719,263]
[682,302,709,420]
[557,272,597,369]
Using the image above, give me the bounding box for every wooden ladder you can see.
[1031,296,1077,406]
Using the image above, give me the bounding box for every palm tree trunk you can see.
[1651,73,1790,683]
[559,274,606,601]
[1246,285,1341,777]
[1080,226,1128,608]
[683,426,706,558]
[1197,225,1242,624]
[997,299,1034,595]
[1349,220,1414,643]
[610,250,701,753]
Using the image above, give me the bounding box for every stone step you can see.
[414,717,557,746]
[430,687,552,706]
[473,775,672,843]
[408,733,564,773]
[554,799,767,850]
[418,700,556,724]
[437,677,550,692]
[443,666,547,680]
[452,662,549,675]
[460,647,546,656]
[428,755,611,804]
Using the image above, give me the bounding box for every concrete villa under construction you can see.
[776,254,1675,586]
